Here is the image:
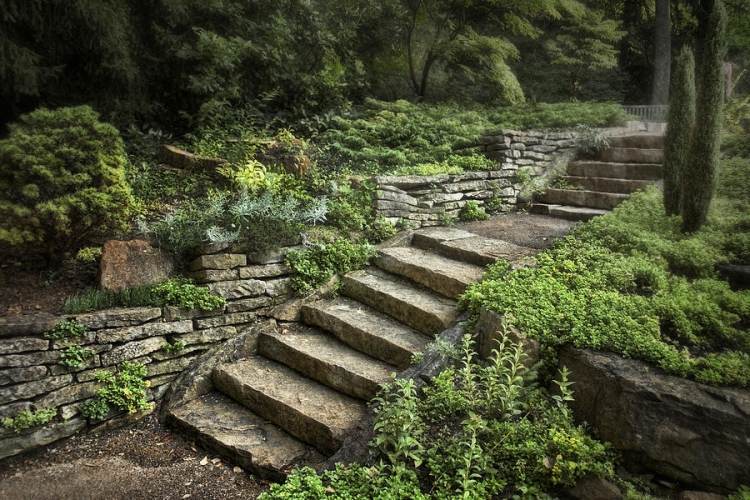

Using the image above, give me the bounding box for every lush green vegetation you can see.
[81,362,153,420]
[43,319,88,341]
[59,345,95,370]
[287,239,376,295]
[63,278,225,314]
[463,185,750,387]
[1,409,57,434]
[261,335,626,499]
[0,106,133,261]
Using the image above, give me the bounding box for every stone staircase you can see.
[530,134,664,221]
[167,227,536,479]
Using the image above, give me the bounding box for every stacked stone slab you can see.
[530,134,665,221]
[371,130,579,228]
[167,227,541,479]
[0,247,298,460]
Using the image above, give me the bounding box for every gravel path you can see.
[0,413,267,500]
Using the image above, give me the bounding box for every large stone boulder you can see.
[559,347,750,492]
[99,240,174,292]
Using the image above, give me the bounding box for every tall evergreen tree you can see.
[652,0,672,104]
[663,46,696,216]
[681,0,727,232]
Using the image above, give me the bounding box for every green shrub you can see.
[262,334,616,499]
[2,408,57,433]
[365,217,398,244]
[458,201,489,222]
[0,106,134,258]
[163,340,186,354]
[75,246,102,264]
[81,361,152,420]
[63,278,225,314]
[59,345,95,369]
[43,319,88,341]
[287,238,376,294]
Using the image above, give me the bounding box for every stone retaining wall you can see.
[372,129,578,227]
[0,245,298,460]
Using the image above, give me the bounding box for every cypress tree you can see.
[663,46,696,216]
[681,0,726,232]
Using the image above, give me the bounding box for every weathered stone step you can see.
[168,392,323,480]
[411,227,534,267]
[342,269,456,335]
[597,147,664,164]
[607,134,664,149]
[257,324,395,400]
[213,356,366,455]
[374,246,485,299]
[567,161,662,180]
[538,188,628,210]
[529,203,608,222]
[301,297,430,369]
[561,176,654,194]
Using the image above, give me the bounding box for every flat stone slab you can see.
[169,392,323,479]
[342,269,457,335]
[258,324,396,400]
[567,161,662,180]
[301,297,430,369]
[375,246,485,299]
[539,188,629,211]
[412,231,534,267]
[530,203,609,222]
[213,356,366,455]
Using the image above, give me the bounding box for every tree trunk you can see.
[652,0,671,104]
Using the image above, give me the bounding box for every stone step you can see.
[567,161,662,180]
[213,356,366,455]
[168,392,323,480]
[301,297,430,369]
[257,323,395,400]
[341,268,457,335]
[607,134,664,149]
[374,246,485,299]
[596,147,664,164]
[560,176,654,194]
[411,227,535,267]
[538,188,628,210]
[529,203,609,221]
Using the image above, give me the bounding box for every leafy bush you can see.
[140,190,327,256]
[458,201,489,222]
[1,409,57,433]
[81,361,152,420]
[75,246,102,264]
[43,319,88,341]
[462,188,750,387]
[59,345,95,369]
[163,340,186,354]
[287,238,376,294]
[0,106,134,258]
[261,334,616,499]
[63,278,225,314]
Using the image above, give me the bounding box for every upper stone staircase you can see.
[167,227,537,479]
[530,134,665,221]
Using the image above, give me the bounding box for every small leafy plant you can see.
[43,319,88,341]
[1,408,57,433]
[458,200,489,222]
[81,361,153,420]
[75,246,102,263]
[287,238,376,294]
[60,345,95,369]
[163,339,187,354]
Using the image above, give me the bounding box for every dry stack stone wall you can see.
[0,245,298,460]
[372,129,578,227]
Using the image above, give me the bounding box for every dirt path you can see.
[0,413,267,500]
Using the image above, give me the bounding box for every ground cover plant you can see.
[81,361,153,420]
[1,409,57,434]
[261,333,633,499]
[463,183,750,387]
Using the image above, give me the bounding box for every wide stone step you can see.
[341,268,456,335]
[560,176,654,195]
[301,297,430,369]
[567,161,662,180]
[529,203,609,222]
[257,323,395,400]
[597,147,664,164]
[539,188,629,210]
[411,227,535,266]
[607,134,664,149]
[168,392,323,480]
[213,357,366,455]
[374,246,485,299]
